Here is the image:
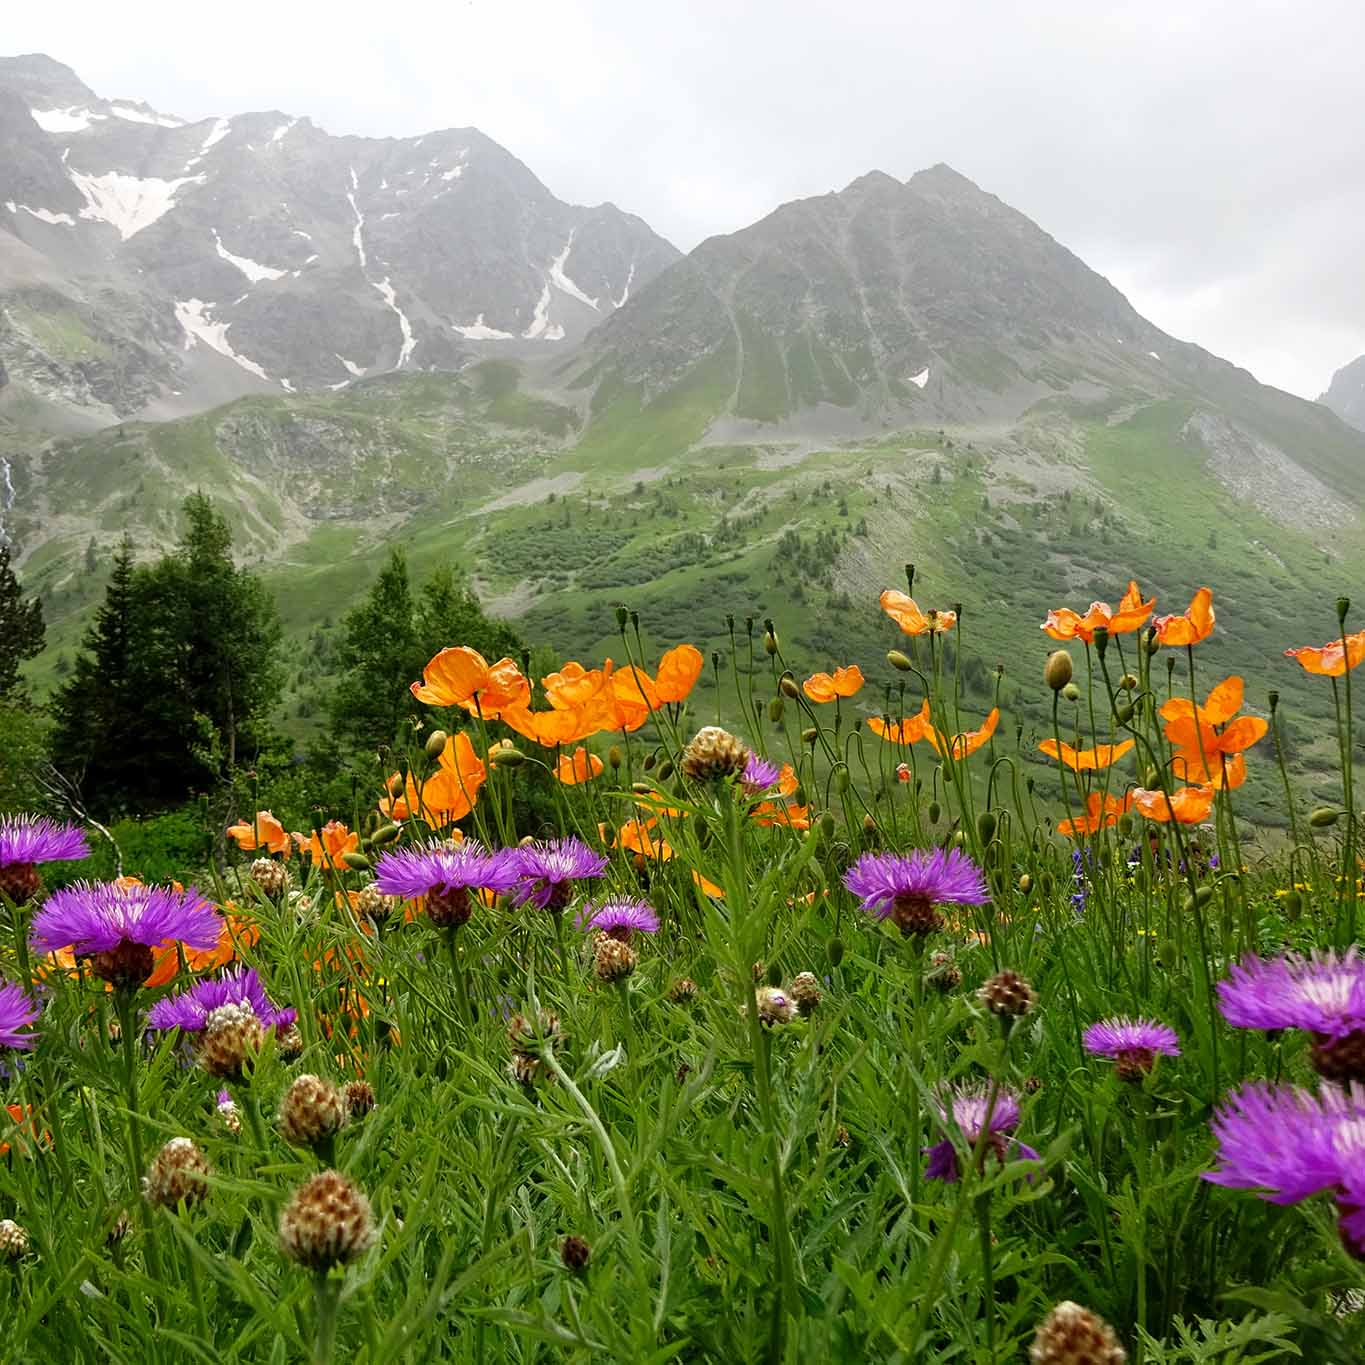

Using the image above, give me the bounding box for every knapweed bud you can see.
[790,971,822,1016]
[342,851,372,872]
[144,1137,211,1210]
[754,986,796,1027]
[887,649,913,672]
[507,1009,562,1055]
[250,857,289,898]
[593,936,637,983]
[681,727,750,782]
[198,1006,266,1081]
[424,729,449,759]
[1061,682,1081,703]
[1310,807,1341,828]
[278,1170,376,1271]
[277,1022,304,1060]
[216,1089,242,1134]
[668,977,699,1005]
[1029,1300,1127,1365]
[979,970,1038,1019]
[927,950,962,992]
[278,1074,349,1152]
[344,1081,376,1119]
[561,1234,591,1272]
[356,883,399,925]
[0,1219,29,1260]
[1044,650,1074,692]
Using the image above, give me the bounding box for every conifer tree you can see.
[0,544,44,699]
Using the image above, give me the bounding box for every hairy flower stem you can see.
[551,912,572,986]
[976,1190,996,1360]
[447,928,474,1025]
[312,1271,342,1365]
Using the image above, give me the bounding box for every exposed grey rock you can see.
[1321,355,1365,432]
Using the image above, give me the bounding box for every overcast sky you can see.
[9,0,1365,398]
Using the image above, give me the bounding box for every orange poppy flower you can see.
[1131,784,1216,824]
[1056,791,1133,837]
[0,1104,47,1159]
[1161,677,1267,790]
[926,708,1000,759]
[293,820,359,868]
[415,732,487,826]
[1284,629,1365,677]
[1042,580,1155,644]
[410,648,530,719]
[803,665,865,703]
[226,811,291,857]
[555,747,604,784]
[775,763,800,797]
[613,817,671,861]
[751,802,812,830]
[896,762,911,782]
[654,644,704,703]
[1038,738,1135,771]
[188,912,259,971]
[868,700,932,744]
[1153,588,1215,647]
[879,590,956,636]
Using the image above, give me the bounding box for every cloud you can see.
[9,0,1365,396]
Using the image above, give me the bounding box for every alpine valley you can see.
[4,53,1365,822]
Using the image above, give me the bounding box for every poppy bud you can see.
[951,831,967,849]
[631,782,653,795]
[862,813,878,838]
[977,810,997,843]
[1040,873,1055,894]
[793,783,809,807]
[1267,691,1279,713]
[834,765,850,792]
[643,752,657,771]
[342,852,372,872]
[764,630,779,656]
[1044,650,1073,691]
[1157,940,1178,970]
[827,936,845,967]
[779,674,800,699]
[927,801,941,823]
[887,650,913,672]
[1117,814,1134,835]
[802,727,818,745]
[629,610,640,631]
[1061,682,1081,703]
[1017,873,1031,893]
[1146,628,1161,656]
[1143,768,1160,788]
[1284,889,1303,919]
[1115,702,1135,724]
[607,746,622,769]
[1310,807,1341,828]
[614,605,629,630]
[1337,597,1351,624]
[1119,673,1139,691]
[370,822,401,846]
[941,765,953,784]
[769,697,785,723]
[424,730,448,759]
[489,747,525,767]
[1181,886,1215,913]
[904,563,915,593]
[818,812,836,840]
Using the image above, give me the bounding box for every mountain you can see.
[1321,355,1365,433]
[0,54,679,428]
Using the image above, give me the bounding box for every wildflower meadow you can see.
[1,575,1364,1363]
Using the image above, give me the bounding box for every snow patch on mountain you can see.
[521,283,565,341]
[909,367,930,389]
[69,167,205,239]
[213,230,287,283]
[548,231,598,310]
[372,277,416,366]
[440,150,468,181]
[5,202,75,225]
[185,117,231,169]
[174,298,271,381]
[109,102,184,128]
[346,169,367,270]
[269,119,298,144]
[454,313,514,340]
[336,355,365,377]
[613,262,635,309]
[31,106,100,132]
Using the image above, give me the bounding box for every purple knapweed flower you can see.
[0,981,39,1052]
[146,966,295,1034]
[842,847,989,937]
[575,897,660,940]
[30,881,221,989]
[1217,949,1365,1083]
[508,837,608,912]
[1204,1081,1365,1256]
[924,1085,1041,1182]
[1082,1016,1181,1081]
[0,815,89,903]
[373,839,519,928]
[741,754,782,795]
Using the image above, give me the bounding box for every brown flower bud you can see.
[1029,1300,1127,1365]
[250,857,289,898]
[754,986,795,1027]
[356,883,399,924]
[278,1170,376,1271]
[278,1074,349,1151]
[0,1219,29,1260]
[790,971,822,1017]
[681,726,750,782]
[593,936,638,983]
[668,977,699,1005]
[560,1234,591,1272]
[979,970,1038,1019]
[344,1081,376,1119]
[144,1137,211,1210]
[198,1006,266,1080]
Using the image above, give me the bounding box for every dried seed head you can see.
[278,1074,349,1151]
[198,1007,266,1080]
[593,936,638,983]
[1029,1301,1127,1365]
[250,857,289,897]
[278,1170,376,1272]
[927,951,962,993]
[754,986,796,1027]
[790,971,822,1017]
[508,1052,546,1087]
[507,1009,562,1055]
[979,970,1038,1019]
[681,726,751,782]
[356,883,399,925]
[560,1234,591,1272]
[668,977,699,1005]
[344,1081,376,1119]
[0,1219,29,1259]
[144,1137,211,1210]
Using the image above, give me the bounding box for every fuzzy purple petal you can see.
[0,815,89,867]
[842,847,990,919]
[29,881,221,956]
[924,1138,959,1182]
[741,754,782,795]
[0,981,39,1051]
[146,967,293,1033]
[575,897,660,935]
[1082,1016,1181,1059]
[1203,1082,1355,1204]
[1217,949,1365,1039]
[508,837,608,909]
[373,839,519,901]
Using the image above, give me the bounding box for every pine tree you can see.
[0,544,44,699]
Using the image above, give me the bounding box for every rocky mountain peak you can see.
[1320,355,1365,433]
